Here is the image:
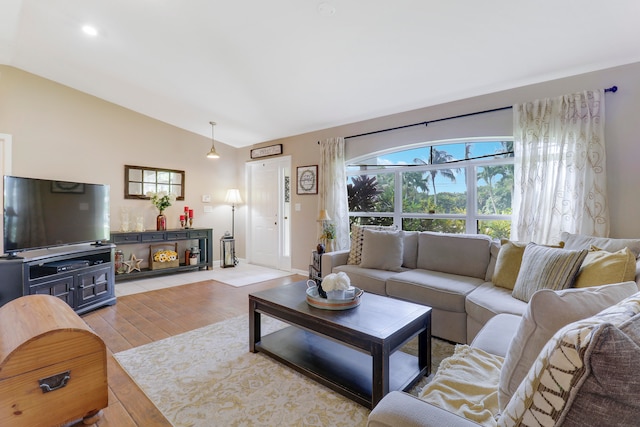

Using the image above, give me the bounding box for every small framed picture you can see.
[297,165,318,195]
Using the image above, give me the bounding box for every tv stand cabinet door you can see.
[29,275,75,308]
[0,260,23,306]
[75,265,114,311]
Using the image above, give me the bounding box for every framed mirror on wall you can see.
[124,165,185,200]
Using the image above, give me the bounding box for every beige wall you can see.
[3,62,640,273]
[0,66,241,264]
[244,61,640,272]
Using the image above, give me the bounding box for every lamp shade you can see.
[206,147,220,158]
[207,121,220,159]
[225,189,243,205]
[317,209,331,221]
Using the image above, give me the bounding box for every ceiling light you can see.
[206,121,220,159]
[82,25,98,37]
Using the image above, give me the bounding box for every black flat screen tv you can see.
[3,176,110,256]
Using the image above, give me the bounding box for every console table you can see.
[110,228,213,282]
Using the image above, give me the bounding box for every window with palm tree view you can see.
[347,139,514,239]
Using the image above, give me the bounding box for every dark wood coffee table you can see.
[249,281,432,408]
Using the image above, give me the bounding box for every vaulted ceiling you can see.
[2,1,639,147]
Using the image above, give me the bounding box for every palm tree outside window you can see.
[346,138,514,239]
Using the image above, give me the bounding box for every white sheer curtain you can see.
[319,137,350,251]
[512,89,608,244]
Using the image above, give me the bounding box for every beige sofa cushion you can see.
[484,239,501,282]
[560,231,640,257]
[574,247,636,288]
[511,244,587,302]
[500,292,640,427]
[332,264,399,296]
[401,230,419,269]
[498,281,639,411]
[360,229,404,271]
[417,232,492,280]
[387,269,484,313]
[465,282,527,328]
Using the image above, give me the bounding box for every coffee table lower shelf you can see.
[255,325,424,409]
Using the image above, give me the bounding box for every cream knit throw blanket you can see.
[419,345,504,426]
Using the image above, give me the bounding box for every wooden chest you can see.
[0,294,108,427]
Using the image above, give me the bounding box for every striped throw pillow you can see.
[511,243,587,302]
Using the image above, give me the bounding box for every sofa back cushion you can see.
[401,231,419,269]
[498,281,639,411]
[417,232,492,279]
[499,292,640,427]
[560,232,640,257]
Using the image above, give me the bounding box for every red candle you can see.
[188,209,194,218]
[180,214,185,220]
[184,206,189,212]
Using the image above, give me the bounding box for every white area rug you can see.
[114,315,454,427]
[115,262,296,296]
[213,263,295,287]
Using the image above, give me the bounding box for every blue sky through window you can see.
[349,140,512,194]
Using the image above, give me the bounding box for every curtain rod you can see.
[332,85,618,141]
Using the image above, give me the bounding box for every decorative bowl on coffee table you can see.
[305,285,363,310]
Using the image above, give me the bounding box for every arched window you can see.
[346,138,514,239]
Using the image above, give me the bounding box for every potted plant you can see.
[320,222,336,252]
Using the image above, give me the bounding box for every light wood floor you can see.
[76,273,305,427]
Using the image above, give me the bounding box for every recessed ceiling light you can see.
[82,25,98,37]
[317,2,336,16]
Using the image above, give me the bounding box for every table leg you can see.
[371,342,390,407]
[249,299,261,353]
[418,314,432,375]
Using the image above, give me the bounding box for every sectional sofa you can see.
[321,228,640,425]
[368,283,640,426]
[321,228,640,344]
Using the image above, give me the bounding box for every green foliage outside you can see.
[347,148,514,239]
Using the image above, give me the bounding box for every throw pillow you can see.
[359,229,404,271]
[573,246,636,288]
[497,281,639,411]
[492,240,527,290]
[511,243,588,303]
[346,224,395,265]
[499,293,640,427]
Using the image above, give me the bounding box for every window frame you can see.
[346,138,513,235]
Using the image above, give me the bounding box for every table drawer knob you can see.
[39,370,71,393]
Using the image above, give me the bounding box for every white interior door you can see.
[247,156,291,270]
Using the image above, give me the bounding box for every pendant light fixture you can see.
[206,121,220,159]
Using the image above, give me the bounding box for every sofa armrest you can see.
[470,313,521,358]
[320,249,350,276]
[367,391,483,427]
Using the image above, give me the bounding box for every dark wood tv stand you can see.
[0,243,116,314]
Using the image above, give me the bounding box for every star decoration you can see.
[124,253,142,273]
